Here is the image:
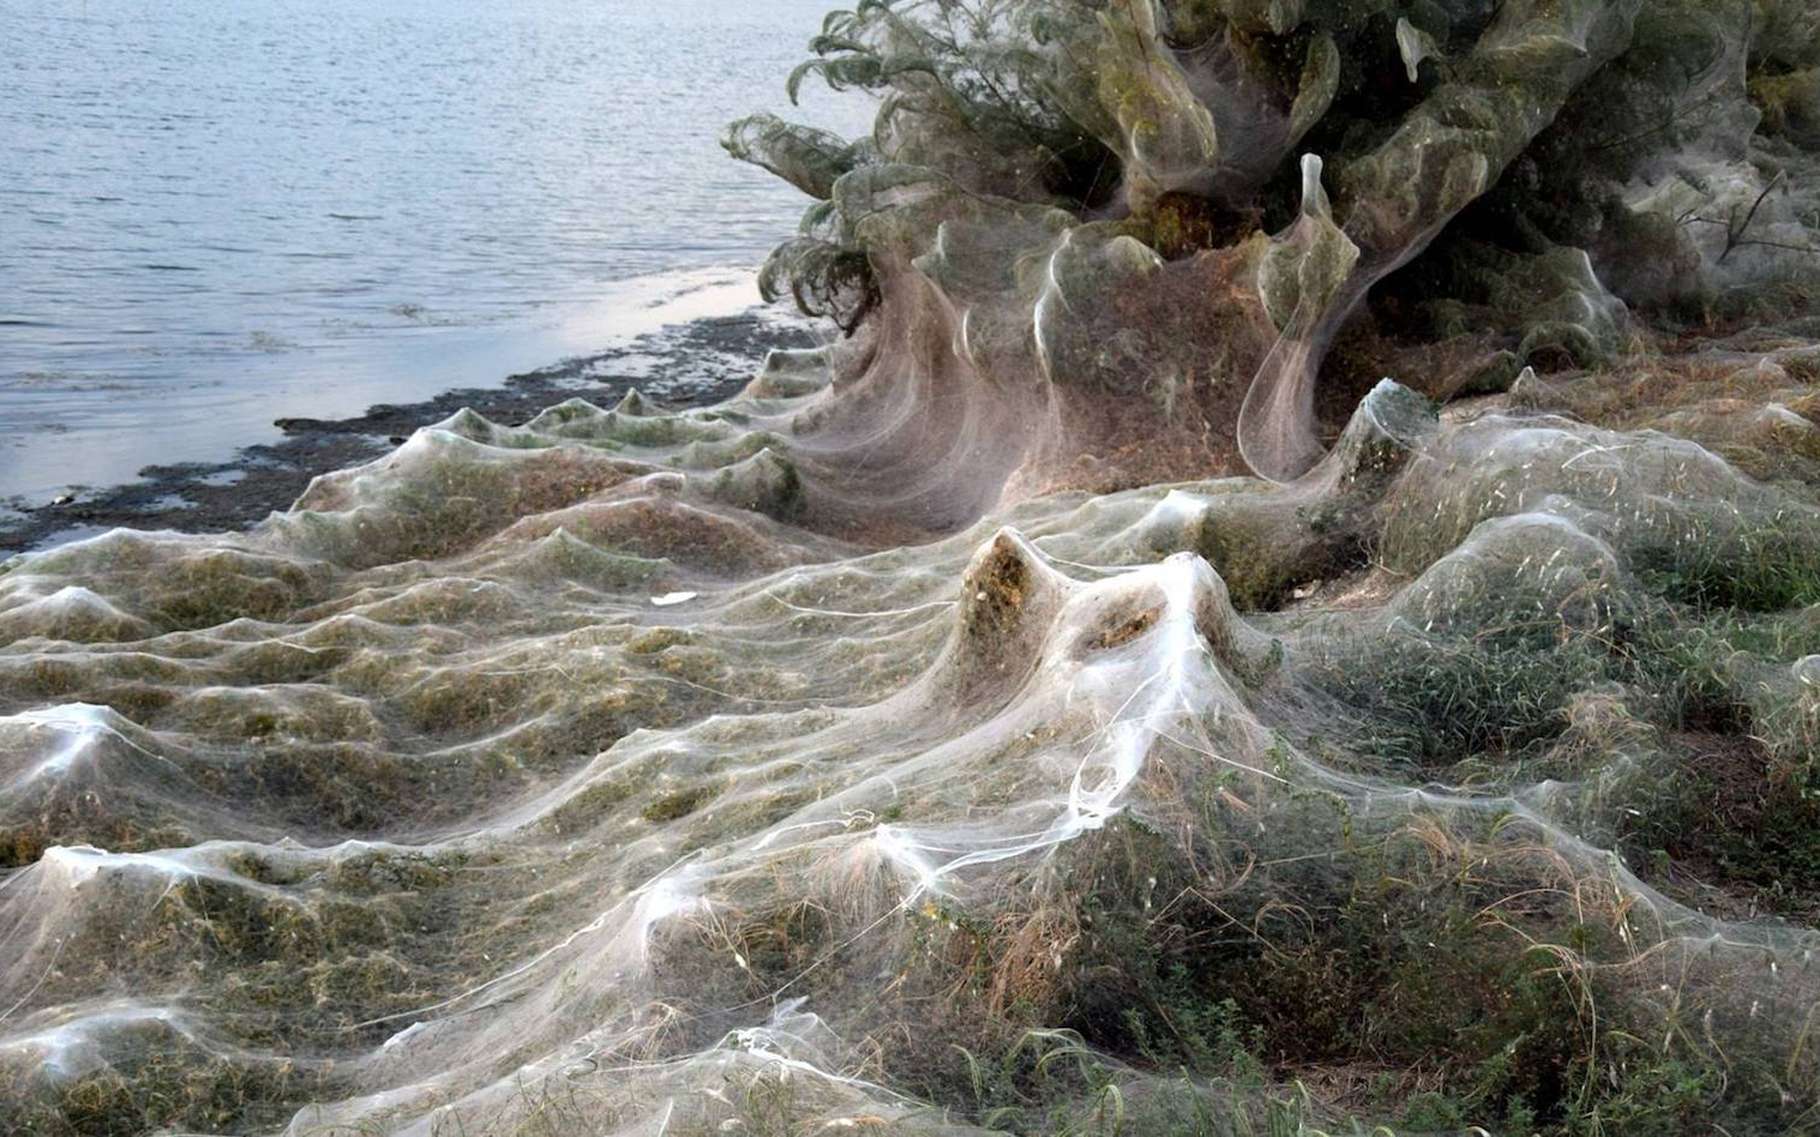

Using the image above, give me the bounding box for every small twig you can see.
[1683,172,1820,261]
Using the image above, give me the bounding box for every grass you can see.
[1629,525,1820,613]
[923,770,1820,1137]
[1303,631,1614,773]
[639,784,721,823]
[0,1034,321,1137]
[8,328,1820,1137]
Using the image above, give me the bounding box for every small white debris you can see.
[382,1022,427,1050]
[650,592,698,608]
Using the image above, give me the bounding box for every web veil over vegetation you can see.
[4,1,1820,1135]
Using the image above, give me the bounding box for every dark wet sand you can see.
[0,313,816,556]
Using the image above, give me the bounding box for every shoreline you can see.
[0,310,817,556]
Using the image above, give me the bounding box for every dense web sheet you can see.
[7,1,1820,1134]
[727,0,1820,490]
[4,349,1820,1133]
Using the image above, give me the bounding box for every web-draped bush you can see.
[728,0,1820,482]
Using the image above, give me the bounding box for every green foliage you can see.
[1305,633,1614,771]
[1630,526,1820,613]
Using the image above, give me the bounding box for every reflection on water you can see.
[4,268,798,501]
[0,0,867,501]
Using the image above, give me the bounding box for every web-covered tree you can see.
[728,0,1820,488]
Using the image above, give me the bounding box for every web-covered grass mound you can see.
[8,0,1820,1132]
[2,330,1820,1133]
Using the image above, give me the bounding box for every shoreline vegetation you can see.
[0,313,814,557]
[4,1,1820,1135]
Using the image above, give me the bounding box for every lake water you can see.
[0,0,868,503]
